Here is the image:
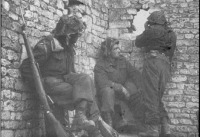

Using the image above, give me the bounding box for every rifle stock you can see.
[21,27,69,137]
[98,116,119,137]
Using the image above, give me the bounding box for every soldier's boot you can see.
[103,112,113,127]
[138,125,159,137]
[87,124,103,137]
[73,100,95,131]
[88,129,103,137]
[159,117,171,137]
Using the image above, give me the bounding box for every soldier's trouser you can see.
[142,57,171,124]
[100,80,138,112]
[43,73,99,120]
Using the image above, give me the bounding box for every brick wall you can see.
[1,0,109,137]
[163,1,199,136]
[1,0,199,137]
[2,0,44,136]
[74,0,109,76]
[106,0,199,136]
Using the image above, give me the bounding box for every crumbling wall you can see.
[1,0,199,137]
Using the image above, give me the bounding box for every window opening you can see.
[133,9,150,36]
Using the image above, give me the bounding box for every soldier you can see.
[20,14,102,137]
[135,11,177,137]
[94,37,144,130]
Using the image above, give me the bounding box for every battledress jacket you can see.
[94,56,143,96]
[20,35,75,80]
[20,35,95,106]
[135,25,177,124]
[135,25,176,61]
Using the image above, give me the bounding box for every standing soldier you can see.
[135,10,177,137]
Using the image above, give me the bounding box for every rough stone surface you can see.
[1,0,199,137]
[1,0,109,136]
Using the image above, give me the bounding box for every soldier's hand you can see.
[63,72,79,84]
[112,83,123,92]
[11,22,26,34]
[122,87,130,99]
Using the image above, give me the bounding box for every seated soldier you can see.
[20,14,102,137]
[94,37,145,131]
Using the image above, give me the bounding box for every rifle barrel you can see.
[19,4,69,136]
[21,31,69,137]
[22,33,51,111]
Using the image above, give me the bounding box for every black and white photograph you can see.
[1,0,199,137]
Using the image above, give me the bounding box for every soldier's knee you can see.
[79,73,92,81]
[101,87,114,96]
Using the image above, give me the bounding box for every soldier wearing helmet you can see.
[20,6,102,137]
[135,11,177,137]
[94,37,145,131]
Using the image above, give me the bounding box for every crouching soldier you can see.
[94,38,145,131]
[20,14,102,137]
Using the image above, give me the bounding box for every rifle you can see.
[17,6,69,137]
[98,116,119,137]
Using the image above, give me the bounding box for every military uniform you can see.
[135,11,177,137]
[20,15,101,137]
[21,35,97,107]
[94,55,144,121]
[135,16,176,125]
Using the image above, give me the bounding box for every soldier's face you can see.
[68,33,81,45]
[111,44,121,58]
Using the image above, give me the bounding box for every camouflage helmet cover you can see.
[101,37,119,50]
[100,37,119,57]
[147,11,167,25]
[52,15,86,36]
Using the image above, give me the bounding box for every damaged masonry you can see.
[1,0,199,137]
